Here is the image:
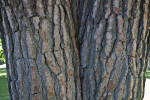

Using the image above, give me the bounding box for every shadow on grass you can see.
[0,68,6,74]
[0,75,7,79]
[0,75,9,100]
[0,65,9,100]
[0,75,7,86]
[145,70,150,79]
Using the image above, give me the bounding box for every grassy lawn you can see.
[0,64,9,100]
[145,69,150,79]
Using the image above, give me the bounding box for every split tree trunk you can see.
[0,0,150,100]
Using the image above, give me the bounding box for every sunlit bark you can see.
[0,0,150,100]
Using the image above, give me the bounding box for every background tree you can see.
[0,0,150,100]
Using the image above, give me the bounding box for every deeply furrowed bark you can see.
[0,0,150,100]
[79,0,150,99]
[0,0,81,100]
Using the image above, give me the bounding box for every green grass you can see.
[145,69,150,79]
[0,65,9,100]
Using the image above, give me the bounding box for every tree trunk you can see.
[148,57,150,70]
[0,0,150,100]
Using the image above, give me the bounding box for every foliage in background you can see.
[0,39,5,64]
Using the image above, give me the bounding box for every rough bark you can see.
[0,0,150,100]
[148,57,150,70]
[79,0,150,99]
